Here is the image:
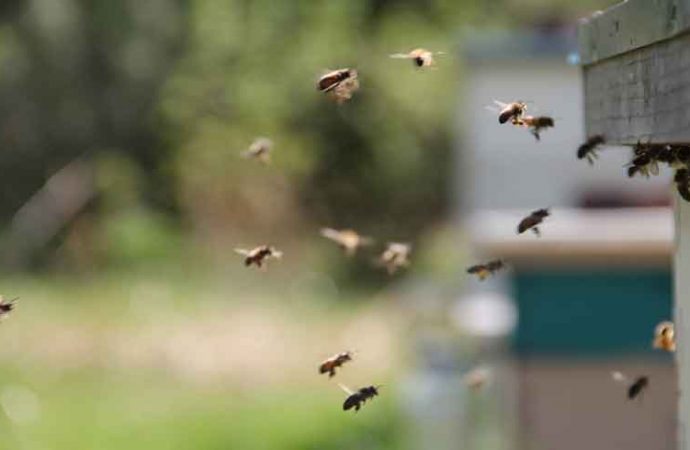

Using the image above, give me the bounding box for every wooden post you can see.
[579,1,690,448]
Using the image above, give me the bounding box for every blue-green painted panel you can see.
[513,270,671,356]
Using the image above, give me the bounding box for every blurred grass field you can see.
[0,270,406,450]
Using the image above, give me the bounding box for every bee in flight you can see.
[517,208,550,236]
[234,245,283,269]
[611,371,649,400]
[492,100,528,125]
[463,366,492,391]
[320,228,373,257]
[319,351,353,378]
[339,384,381,412]
[653,321,675,352]
[379,242,411,275]
[675,168,690,202]
[389,48,444,68]
[242,137,273,165]
[577,135,606,165]
[466,259,504,281]
[515,115,554,141]
[0,296,18,320]
[317,68,359,103]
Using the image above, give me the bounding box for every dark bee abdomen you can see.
[317,71,349,92]
[498,110,514,124]
[413,57,424,67]
[343,394,360,411]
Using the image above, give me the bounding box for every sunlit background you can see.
[0,1,675,449]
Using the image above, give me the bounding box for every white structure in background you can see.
[457,29,670,214]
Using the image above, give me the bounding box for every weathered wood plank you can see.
[583,31,690,144]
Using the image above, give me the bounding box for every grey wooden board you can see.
[676,195,690,450]
[583,31,690,144]
[579,0,690,65]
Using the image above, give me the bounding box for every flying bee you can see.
[517,208,549,236]
[0,296,18,320]
[515,115,555,141]
[611,371,649,400]
[320,228,373,257]
[317,68,359,103]
[463,366,492,391]
[492,100,528,124]
[675,168,690,202]
[319,351,353,378]
[466,259,504,281]
[339,384,381,412]
[379,242,411,275]
[652,321,675,352]
[234,245,283,269]
[389,48,443,68]
[241,137,273,164]
[577,135,606,165]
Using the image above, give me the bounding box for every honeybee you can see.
[652,321,675,352]
[515,115,554,141]
[339,384,381,412]
[319,351,353,378]
[242,137,273,164]
[317,69,359,103]
[463,366,492,391]
[379,242,411,275]
[466,259,504,281]
[493,100,528,124]
[517,208,549,236]
[627,141,660,178]
[675,168,690,202]
[320,228,373,257]
[577,135,606,165]
[389,48,443,68]
[234,245,282,269]
[0,296,17,320]
[611,371,649,400]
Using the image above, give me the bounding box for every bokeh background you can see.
[0,1,673,449]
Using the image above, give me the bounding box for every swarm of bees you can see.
[466,259,504,281]
[389,48,443,68]
[653,321,675,352]
[234,245,283,269]
[242,137,273,164]
[0,296,17,320]
[319,351,354,378]
[317,68,360,104]
[517,208,549,236]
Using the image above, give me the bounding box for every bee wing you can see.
[338,383,354,396]
[389,53,411,59]
[320,227,343,243]
[493,100,509,108]
[611,371,629,383]
[234,248,250,256]
[271,250,283,259]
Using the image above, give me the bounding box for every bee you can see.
[234,245,283,269]
[318,351,353,378]
[379,242,411,275]
[0,296,18,320]
[493,100,528,125]
[517,208,549,236]
[652,321,675,352]
[463,366,492,391]
[675,168,690,202]
[242,137,273,164]
[627,141,660,178]
[320,228,373,257]
[611,371,649,400]
[672,145,690,166]
[577,135,606,165]
[389,48,443,68]
[317,69,359,103]
[515,115,554,141]
[339,384,381,412]
[466,259,504,281]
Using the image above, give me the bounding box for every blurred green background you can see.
[0,1,612,449]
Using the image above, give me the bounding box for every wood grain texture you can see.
[584,31,690,144]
